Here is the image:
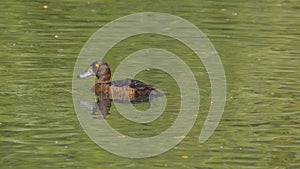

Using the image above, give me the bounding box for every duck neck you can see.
[96,66,111,84]
[98,75,111,84]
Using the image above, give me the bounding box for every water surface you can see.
[0,0,299,168]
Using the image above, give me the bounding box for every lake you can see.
[0,0,299,168]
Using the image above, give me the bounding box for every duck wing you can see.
[109,78,154,89]
[109,78,164,99]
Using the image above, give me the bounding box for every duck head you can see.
[77,60,111,83]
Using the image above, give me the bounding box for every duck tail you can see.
[150,89,165,98]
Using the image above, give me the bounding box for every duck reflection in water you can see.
[78,60,164,119]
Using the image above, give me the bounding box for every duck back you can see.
[94,78,163,102]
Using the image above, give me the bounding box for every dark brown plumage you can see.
[78,60,164,102]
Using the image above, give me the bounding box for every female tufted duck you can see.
[78,60,164,102]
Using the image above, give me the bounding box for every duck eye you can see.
[95,64,99,67]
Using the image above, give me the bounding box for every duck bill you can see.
[77,67,94,78]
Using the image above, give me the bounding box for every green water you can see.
[1,0,299,168]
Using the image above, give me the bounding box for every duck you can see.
[77,60,164,102]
